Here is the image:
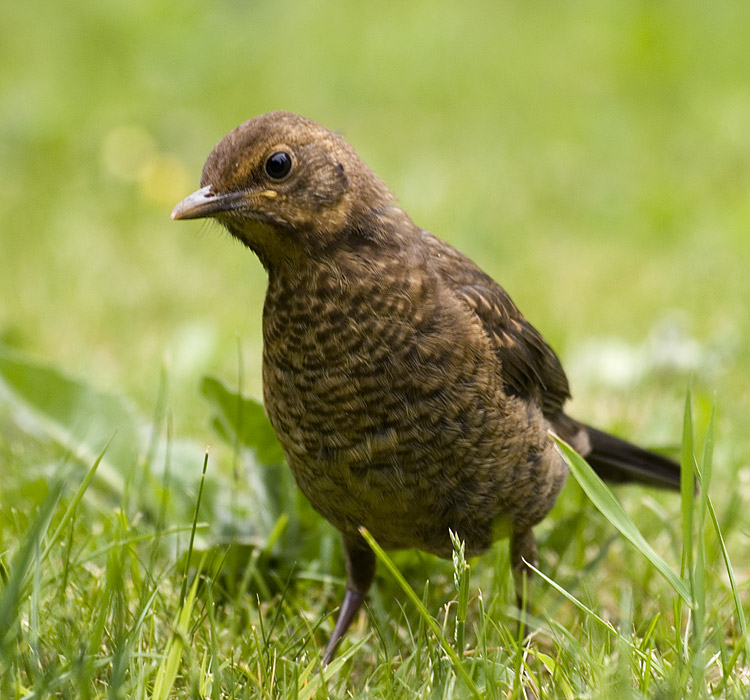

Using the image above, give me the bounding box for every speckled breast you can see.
[260,255,562,557]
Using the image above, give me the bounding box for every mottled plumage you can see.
[172,111,680,664]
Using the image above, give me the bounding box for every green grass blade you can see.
[527,559,654,667]
[706,498,746,637]
[676,391,697,663]
[698,403,746,637]
[41,442,107,563]
[450,529,470,656]
[680,392,696,582]
[0,482,62,646]
[359,527,482,699]
[692,404,713,652]
[297,637,368,699]
[180,450,209,607]
[553,435,692,606]
[150,557,204,700]
[150,453,209,699]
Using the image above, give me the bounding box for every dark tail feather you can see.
[584,425,681,490]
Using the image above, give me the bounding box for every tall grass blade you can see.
[359,527,482,699]
[150,559,203,700]
[0,482,62,646]
[553,435,692,606]
[527,559,655,668]
[450,530,470,657]
[42,441,107,562]
[180,450,209,607]
[692,405,713,651]
[679,391,696,644]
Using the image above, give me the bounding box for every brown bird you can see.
[172,111,680,664]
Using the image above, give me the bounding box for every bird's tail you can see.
[583,425,682,490]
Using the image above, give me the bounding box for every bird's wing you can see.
[422,232,571,416]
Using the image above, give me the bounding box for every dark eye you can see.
[264,151,292,180]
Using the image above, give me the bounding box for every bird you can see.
[172,111,681,665]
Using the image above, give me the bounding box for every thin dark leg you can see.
[321,531,376,666]
[321,587,366,666]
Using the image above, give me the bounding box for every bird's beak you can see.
[171,185,246,221]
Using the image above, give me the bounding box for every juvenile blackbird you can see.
[172,111,681,664]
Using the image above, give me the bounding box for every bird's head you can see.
[171,111,394,268]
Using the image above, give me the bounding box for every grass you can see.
[2,0,750,697]
[0,374,747,697]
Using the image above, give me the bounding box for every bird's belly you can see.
[263,343,566,558]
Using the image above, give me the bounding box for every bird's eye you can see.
[264,151,293,180]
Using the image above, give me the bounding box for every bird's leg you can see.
[321,531,376,666]
[510,527,537,641]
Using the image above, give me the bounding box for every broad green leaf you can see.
[0,346,210,526]
[0,346,139,492]
[199,375,304,563]
[200,375,285,465]
[553,435,693,606]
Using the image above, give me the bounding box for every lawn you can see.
[1,1,749,697]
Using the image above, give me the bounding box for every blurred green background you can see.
[2,0,749,456]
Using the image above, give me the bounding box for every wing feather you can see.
[422,231,571,415]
